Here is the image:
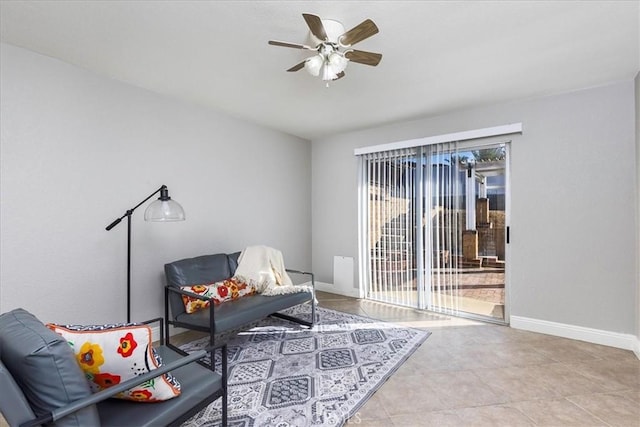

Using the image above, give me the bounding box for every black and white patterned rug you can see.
[179,305,430,426]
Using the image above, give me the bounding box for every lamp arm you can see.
[105,185,166,231]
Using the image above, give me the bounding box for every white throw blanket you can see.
[233,245,310,296]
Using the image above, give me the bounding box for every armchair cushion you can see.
[0,308,100,426]
[0,357,36,426]
[95,346,225,426]
[47,323,181,402]
[175,291,312,333]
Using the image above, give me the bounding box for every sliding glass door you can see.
[359,141,509,323]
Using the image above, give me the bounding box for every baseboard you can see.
[150,324,193,343]
[510,315,638,353]
[152,309,640,360]
[313,281,361,298]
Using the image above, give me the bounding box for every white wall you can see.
[312,80,637,337]
[0,43,311,324]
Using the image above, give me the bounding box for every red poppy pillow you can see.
[46,323,180,402]
[181,278,256,314]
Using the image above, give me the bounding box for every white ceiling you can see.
[1,1,638,140]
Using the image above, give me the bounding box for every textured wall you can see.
[0,43,311,324]
[312,80,637,335]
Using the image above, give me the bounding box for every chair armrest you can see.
[166,286,213,301]
[164,285,218,349]
[286,269,313,276]
[285,269,315,289]
[20,344,226,427]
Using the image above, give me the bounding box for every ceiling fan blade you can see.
[340,19,379,46]
[287,61,306,72]
[268,40,313,50]
[345,50,382,66]
[333,71,346,80]
[302,13,328,41]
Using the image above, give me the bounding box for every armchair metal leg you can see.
[209,303,216,355]
[221,345,228,426]
[164,286,172,347]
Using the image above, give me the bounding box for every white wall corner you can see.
[633,336,640,360]
[510,316,638,353]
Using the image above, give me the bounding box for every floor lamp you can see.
[105,185,185,323]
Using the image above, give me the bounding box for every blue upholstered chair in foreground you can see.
[0,308,227,427]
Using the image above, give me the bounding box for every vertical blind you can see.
[361,148,418,307]
[358,142,466,314]
[423,142,464,314]
[357,124,518,322]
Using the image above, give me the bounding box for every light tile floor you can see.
[4,291,636,427]
[315,291,640,427]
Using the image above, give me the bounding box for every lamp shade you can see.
[327,52,348,73]
[144,186,185,222]
[144,199,185,221]
[305,54,324,77]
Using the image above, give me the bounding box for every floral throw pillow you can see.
[181,278,256,314]
[46,323,180,402]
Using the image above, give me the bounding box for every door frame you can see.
[356,124,521,324]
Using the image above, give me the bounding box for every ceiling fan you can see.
[268,13,382,85]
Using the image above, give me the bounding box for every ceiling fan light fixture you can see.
[327,51,348,72]
[305,54,324,76]
[269,13,382,84]
[322,55,347,82]
[321,64,337,81]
